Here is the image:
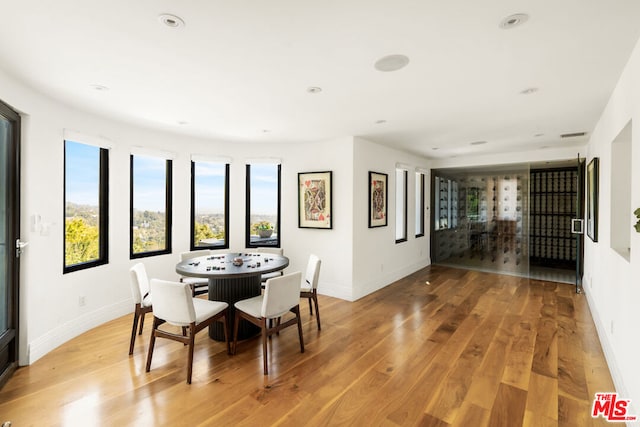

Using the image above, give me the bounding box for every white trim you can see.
[583,288,634,419]
[395,162,411,170]
[130,146,176,160]
[25,299,131,365]
[190,154,232,164]
[246,157,282,165]
[415,167,429,174]
[63,129,113,149]
[353,258,430,301]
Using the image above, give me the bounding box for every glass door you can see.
[0,99,20,387]
[575,158,586,293]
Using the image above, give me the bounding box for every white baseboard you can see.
[584,288,639,426]
[25,299,132,365]
[353,258,430,301]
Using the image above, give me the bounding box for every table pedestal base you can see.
[208,275,261,341]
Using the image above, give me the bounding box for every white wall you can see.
[582,37,640,419]
[352,137,430,300]
[1,68,431,365]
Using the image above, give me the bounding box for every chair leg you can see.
[262,318,269,375]
[295,306,305,353]
[138,312,146,335]
[186,325,195,384]
[129,308,140,355]
[312,292,321,331]
[223,314,231,355]
[308,298,313,315]
[145,317,159,373]
[182,326,188,345]
[232,311,240,355]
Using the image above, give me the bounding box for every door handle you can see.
[571,219,584,234]
[16,239,29,257]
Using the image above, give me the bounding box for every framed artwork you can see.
[298,171,332,229]
[368,171,388,228]
[587,157,599,242]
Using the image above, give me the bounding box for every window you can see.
[246,162,281,248]
[395,168,408,243]
[415,172,425,237]
[64,140,109,273]
[191,161,229,250]
[130,154,172,258]
[434,176,458,230]
[466,187,480,221]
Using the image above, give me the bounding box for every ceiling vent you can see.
[560,132,587,138]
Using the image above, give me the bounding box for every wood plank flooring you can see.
[0,265,615,426]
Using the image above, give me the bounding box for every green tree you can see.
[194,221,215,244]
[65,217,99,265]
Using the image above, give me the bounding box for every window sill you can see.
[611,246,631,262]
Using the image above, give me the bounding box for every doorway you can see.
[430,160,585,286]
[0,99,20,388]
[529,164,583,284]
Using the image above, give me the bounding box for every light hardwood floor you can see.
[0,265,615,426]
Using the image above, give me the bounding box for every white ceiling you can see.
[2,0,640,159]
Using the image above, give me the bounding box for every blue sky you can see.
[249,163,278,215]
[66,141,278,214]
[132,155,168,212]
[194,162,225,213]
[65,141,99,206]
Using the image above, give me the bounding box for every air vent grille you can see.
[560,132,587,138]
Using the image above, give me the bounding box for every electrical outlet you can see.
[79,296,86,307]
[610,320,614,335]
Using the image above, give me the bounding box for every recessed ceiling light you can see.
[91,84,109,91]
[432,147,439,151]
[520,87,538,95]
[375,119,387,124]
[262,129,271,133]
[470,140,487,146]
[374,54,410,72]
[158,13,185,29]
[307,86,322,94]
[177,121,188,125]
[499,13,529,29]
[534,133,544,137]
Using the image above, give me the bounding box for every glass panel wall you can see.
[432,165,530,278]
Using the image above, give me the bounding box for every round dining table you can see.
[175,251,289,341]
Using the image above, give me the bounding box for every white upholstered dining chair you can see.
[300,254,322,330]
[179,250,211,296]
[145,279,229,384]
[232,271,304,375]
[255,247,285,284]
[129,263,153,355]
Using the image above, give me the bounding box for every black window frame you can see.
[190,161,230,251]
[129,154,173,259]
[245,163,281,249]
[415,172,425,238]
[63,140,109,274]
[395,168,408,244]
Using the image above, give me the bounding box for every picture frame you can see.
[298,171,332,229]
[587,157,599,242]
[368,171,388,228]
